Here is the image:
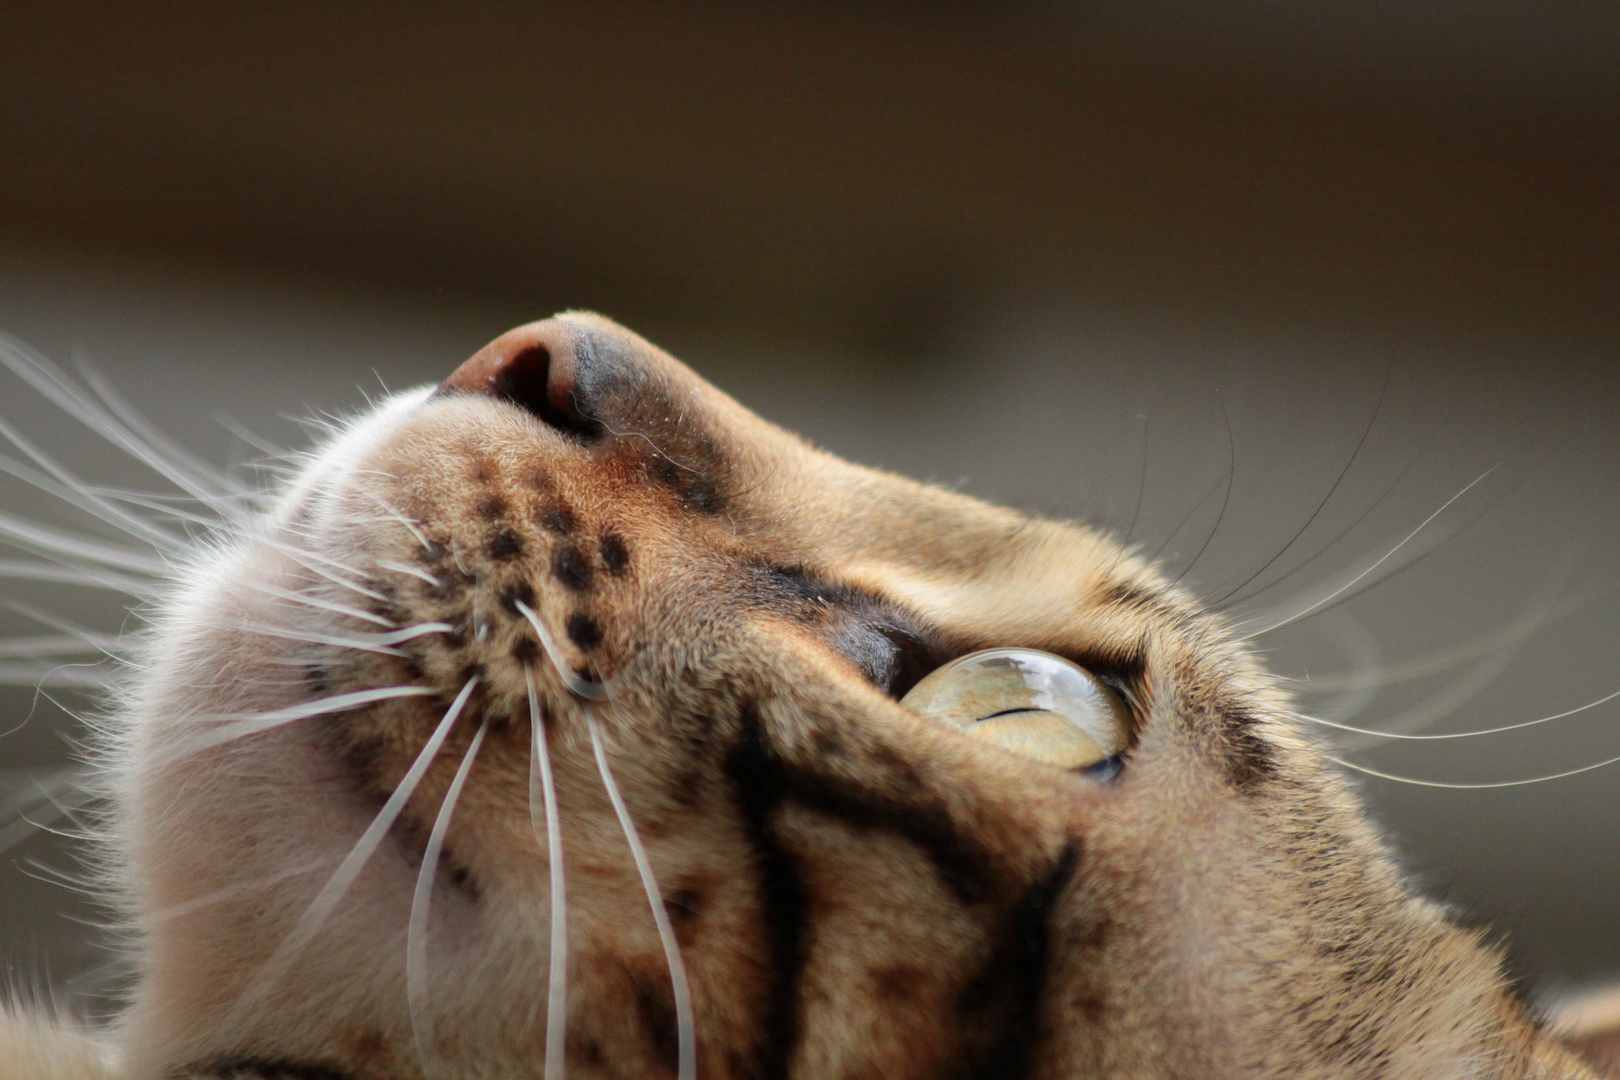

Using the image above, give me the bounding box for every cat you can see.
[0,313,1614,1078]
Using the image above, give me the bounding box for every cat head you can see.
[117,314,1578,1078]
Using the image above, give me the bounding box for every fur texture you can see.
[2,314,1610,1078]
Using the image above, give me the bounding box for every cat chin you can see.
[269,386,435,529]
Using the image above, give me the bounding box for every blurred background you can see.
[1,1,1617,1012]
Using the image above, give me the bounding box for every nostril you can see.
[488,345,596,438]
[441,321,604,441]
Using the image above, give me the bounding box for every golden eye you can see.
[900,648,1131,773]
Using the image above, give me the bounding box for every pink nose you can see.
[440,317,598,438]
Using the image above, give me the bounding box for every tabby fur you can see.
[0,314,1605,1078]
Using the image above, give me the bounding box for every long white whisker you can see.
[526,666,569,1080]
[0,634,119,659]
[512,599,608,701]
[1238,465,1498,638]
[76,356,247,502]
[1327,750,1620,789]
[0,416,186,551]
[0,332,241,514]
[1287,685,1620,742]
[146,685,439,773]
[260,541,391,601]
[0,769,93,856]
[408,714,489,1075]
[6,600,128,661]
[217,678,478,1031]
[361,491,433,552]
[243,582,397,627]
[232,620,452,657]
[279,556,393,603]
[377,559,442,586]
[0,447,204,552]
[588,705,696,1080]
[214,412,290,461]
[88,486,238,530]
[1284,597,1583,694]
[0,557,155,596]
[0,662,117,689]
[0,508,170,574]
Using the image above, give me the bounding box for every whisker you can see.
[0,557,155,596]
[1326,750,1620,790]
[512,599,608,701]
[1236,464,1499,638]
[242,582,397,628]
[1284,597,1583,694]
[259,544,398,605]
[377,559,442,587]
[214,411,290,461]
[0,634,118,659]
[0,662,117,689]
[231,620,451,657]
[1287,685,1620,743]
[360,491,433,552]
[588,705,696,1080]
[217,678,478,1031]
[145,685,439,773]
[526,666,569,1080]
[261,541,392,602]
[87,486,238,530]
[0,770,96,856]
[0,507,170,575]
[1216,362,1392,607]
[408,714,489,1075]
[1169,391,1235,586]
[76,355,247,502]
[0,332,241,514]
[0,417,186,552]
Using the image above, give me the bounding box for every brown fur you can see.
[6,314,1606,1077]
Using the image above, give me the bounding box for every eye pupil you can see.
[899,648,1131,774]
[979,707,1047,721]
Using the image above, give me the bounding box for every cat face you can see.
[118,315,1585,1078]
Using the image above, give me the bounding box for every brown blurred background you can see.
[1,1,1617,1011]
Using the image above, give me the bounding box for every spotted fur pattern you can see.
[5,314,1605,1078]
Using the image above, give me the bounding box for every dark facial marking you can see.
[476,496,508,520]
[553,544,594,591]
[600,529,631,574]
[666,886,704,947]
[416,539,448,565]
[566,613,603,651]
[1215,700,1278,791]
[1098,580,1164,613]
[191,1060,354,1080]
[499,580,536,615]
[634,977,680,1075]
[750,563,951,698]
[649,455,728,516]
[539,503,578,534]
[954,842,1081,1080]
[771,752,996,906]
[724,704,811,1080]
[485,527,524,561]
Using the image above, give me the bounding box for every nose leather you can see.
[440,317,598,437]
